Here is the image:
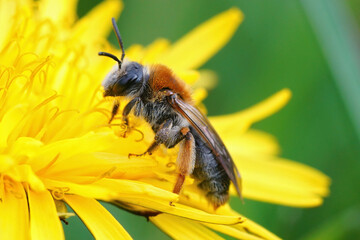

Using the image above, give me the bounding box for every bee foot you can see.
[120,131,128,138]
[128,152,147,159]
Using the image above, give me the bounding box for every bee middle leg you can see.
[128,141,160,158]
[128,119,174,158]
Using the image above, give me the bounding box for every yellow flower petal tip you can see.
[241,88,293,124]
[209,88,293,136]
[158,7,244,70]
[277,88,292,104]
[72,0,123,43]
[224,7,244,24]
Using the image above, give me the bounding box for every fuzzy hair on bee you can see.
[99,18,242,211]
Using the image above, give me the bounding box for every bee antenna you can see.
[98,52,122,69]
[111,17,125,62]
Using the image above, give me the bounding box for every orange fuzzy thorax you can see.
[148,64,193,103]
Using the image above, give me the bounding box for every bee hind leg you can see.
[173,127,196,195]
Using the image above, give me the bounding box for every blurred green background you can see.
[66,0,360,239]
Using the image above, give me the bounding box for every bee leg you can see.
[173,127,196,195]
[128,141,159,158]
[121,97,140,137]
[128,119,173,158]
[109,99,120,124]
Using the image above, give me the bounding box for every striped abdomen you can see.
[191,129,230,207]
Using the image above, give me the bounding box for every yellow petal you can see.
[122,199,242,225]
[44,178,240,225]
[142,39,171,64]
[176,70,200,85]
[0,105,27,149]
[71,0,123,44]
[210,89,292,134]
[27,189,64,240]
[125,44,145,62]
[203,223,265,240]
[38,0,78,27]
[65,195,132,240]
[151,214,224,240]
[109,181,242,225]
[0,0,16,49]
[192,70,218,90]
[234,214,281,240]
[174,191,280,240]
[0,155,15,172]
[192,87,208,105]
[158,8,243,70]
[224,129,280,157]
[164,186,279,240]
[30,131,117,171]
[6,165,45,191]
[0,182,29,240]
[42,152,157,179]
[43,178,177,202]
[9,137,44,161]
[236,88,292,123]
[217,208,281,240]
[233,154,330,207]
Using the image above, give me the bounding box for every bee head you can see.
[99,18,144,97]
[102,60,144,97]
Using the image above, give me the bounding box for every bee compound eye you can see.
[119,74,138,86]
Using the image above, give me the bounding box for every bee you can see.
[99,18,242,208]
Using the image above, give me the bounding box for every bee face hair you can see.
[102,60,146,97]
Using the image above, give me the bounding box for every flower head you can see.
[0,0,330,239]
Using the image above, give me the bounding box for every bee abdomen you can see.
[191,132,230,206]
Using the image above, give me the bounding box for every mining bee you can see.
[99,18,241,208]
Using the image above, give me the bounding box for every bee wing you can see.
[167,93,242,198]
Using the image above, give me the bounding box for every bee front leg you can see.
[173,127,196,195]
[109,99,120,124]
[121,97,140,137]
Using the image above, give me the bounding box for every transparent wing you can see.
[167,93,242,198]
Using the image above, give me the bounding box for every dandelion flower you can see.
[0,0,330,240]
